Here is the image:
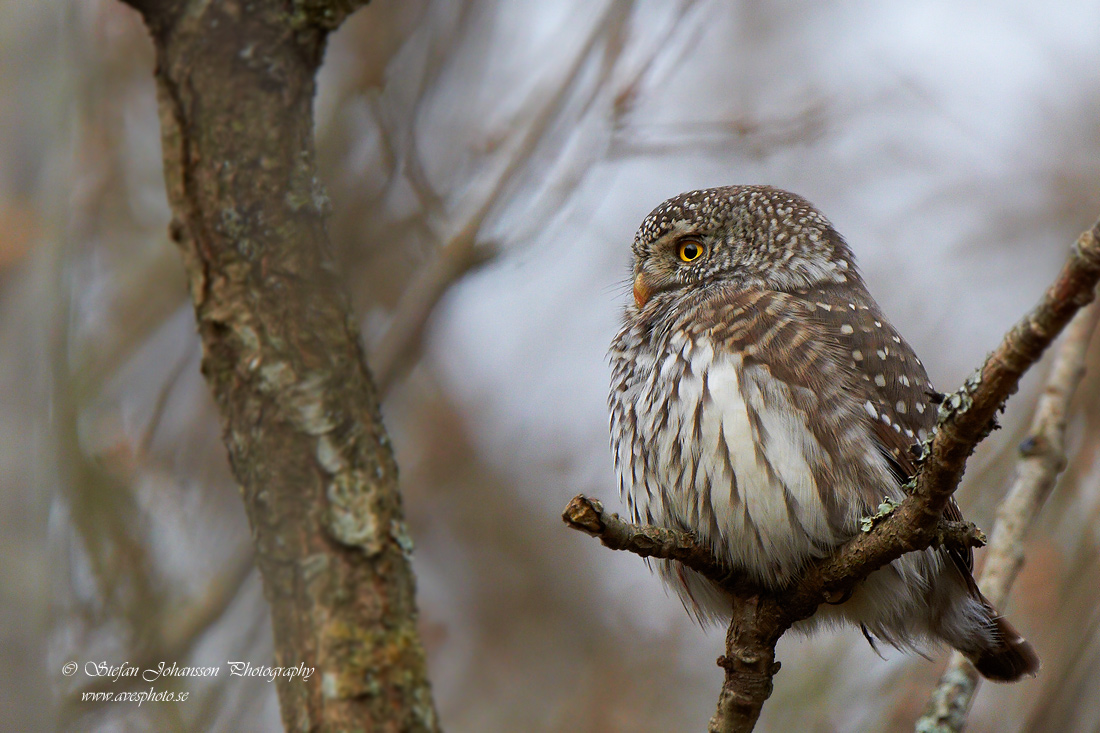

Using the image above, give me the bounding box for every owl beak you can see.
[633,272,654,308]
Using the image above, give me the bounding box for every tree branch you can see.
[118,0,439,730]
[565,219,1100,732]
[563,496,734,585]
[371,1,632,392]
[562,495,985,594]
[917,302,1100,733]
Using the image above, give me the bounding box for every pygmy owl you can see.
[609,185,1038,681]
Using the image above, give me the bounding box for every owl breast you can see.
[610,318,876,591]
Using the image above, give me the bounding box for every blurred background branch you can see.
[919,302,1100,733]
[370,0,695,392]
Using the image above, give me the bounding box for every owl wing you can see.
[688,284,971,570]
[800,284,937,470]
[805,282,974,574]
[686,286,903,535]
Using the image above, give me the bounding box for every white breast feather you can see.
[620,333,836,585]
[741,366,834,544]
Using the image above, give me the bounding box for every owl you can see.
[609,185,1038,681]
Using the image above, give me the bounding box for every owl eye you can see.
[677,239,704,263]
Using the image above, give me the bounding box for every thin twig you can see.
[373,2,649,392]
[917,303,1100,733]
[608,104,829,160]
[137,342,193,456]
[371,222,495,392]
[562,495,732,586]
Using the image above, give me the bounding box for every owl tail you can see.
[965,614,1040,682]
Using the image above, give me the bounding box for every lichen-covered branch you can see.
[562,497,983,733]
[917,303,1099,733]
[117,0,439,730]
[565,219,1100,732]
[562,495,984,594]
[563,498,986,733]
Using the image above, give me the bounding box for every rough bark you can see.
[565,220,1100,732]
[118,1,439,730]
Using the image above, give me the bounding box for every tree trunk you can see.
[120,1,439,729]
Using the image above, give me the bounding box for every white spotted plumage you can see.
[608,185,1039,680]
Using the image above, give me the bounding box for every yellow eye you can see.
[678,239,704,262]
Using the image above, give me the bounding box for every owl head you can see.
[629,185,859,308]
